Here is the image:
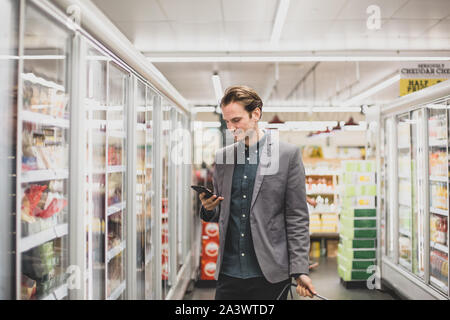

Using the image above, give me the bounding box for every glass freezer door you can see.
[19,3,72,300]
[85,44,108,300]
[136,81,146,299]
[428,104,449,294]
[397,113,413,271]
[105,62,128,300]
[145,87,155,300]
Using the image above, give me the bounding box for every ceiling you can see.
[91,0,450,118]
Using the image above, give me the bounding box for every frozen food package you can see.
[24,184,47,216]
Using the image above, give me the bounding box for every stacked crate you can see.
[337,160,377,284]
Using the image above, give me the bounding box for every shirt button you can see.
[243,195,246,198]
[247,157,250,161]
[244,175,247,179]
[241,233,245,237]
[242,214,246,218]
[241,253,245,257]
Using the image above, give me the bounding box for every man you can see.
[199,85,316,300]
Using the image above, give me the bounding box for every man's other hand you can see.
[296,274,316,298]
[199,193,224,211]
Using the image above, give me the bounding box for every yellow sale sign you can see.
[400,62,449,96]
[400,78,446,96]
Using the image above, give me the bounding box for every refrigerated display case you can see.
[6,0,193,300]
[427,106,449,294]
[17,2,72,300]
[379,80,450,300]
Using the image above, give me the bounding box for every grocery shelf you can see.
[22,72,65,92]
[22,169,69,183]
[398,174,411,180]
[399,228,412,238]
[398,201,411,207]
[305,171,341,176]
[107,281,126,300]
[430,207,449,217]
[108,131,126,139]
[430,276,449,293]
[429,176,448,183]
[107,201,126,216]
[107,241,126,263]
[137,106,146,112]
[20,223,69,253]
[136,123,146,131]
[306,191,336,196]
[429,139,447,148]
[397,145,410,150]
[310,232,339,239]
[430,241,449,254]
[22,110,69,128]
[107,165,126,173]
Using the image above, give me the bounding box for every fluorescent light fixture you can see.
[194,121,222,128]
[148,56,450,63]
[211,74,223,104]
[193,107,216,113]
[270,0,290,45]
[22,55,66,60]
[342,74,400,106]
[194,106,361,113]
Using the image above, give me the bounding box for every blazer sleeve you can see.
[199,153,221,223]
[285,147,310,276]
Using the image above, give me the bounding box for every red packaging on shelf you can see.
[202,222,219,241]
[200,260,216,280]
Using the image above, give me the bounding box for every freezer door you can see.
[18,3,72,300]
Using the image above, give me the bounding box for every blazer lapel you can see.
[250,134,272,211]
[220,160,235,222]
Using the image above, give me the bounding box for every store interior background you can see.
[2,0,450,300]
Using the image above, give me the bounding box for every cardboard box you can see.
[327,240,339,258]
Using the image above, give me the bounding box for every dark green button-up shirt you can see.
[220,133,267,279]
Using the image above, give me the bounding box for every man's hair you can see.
[220,85,263,118]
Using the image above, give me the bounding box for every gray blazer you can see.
[201,132,310,283]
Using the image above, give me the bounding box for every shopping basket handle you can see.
[288,283,329,300]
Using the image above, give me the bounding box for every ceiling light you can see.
[270,0,290,45]
[211,73,223,105]
[342,74,400,106]
[148,56,450,63]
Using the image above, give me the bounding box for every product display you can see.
[200,221,219,281]
[338,160,377,283]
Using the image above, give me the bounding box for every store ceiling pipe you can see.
[48,0,190,114]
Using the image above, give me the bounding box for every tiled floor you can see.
[184,257,398,300]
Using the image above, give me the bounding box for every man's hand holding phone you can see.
[199,193,224,211]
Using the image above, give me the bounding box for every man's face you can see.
[221,102,260,142]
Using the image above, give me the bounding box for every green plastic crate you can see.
[337,253,376,271]
[339,235,376,248]
[338,243,376,259]
[340,208,376,218]
[338,264,372,281]
[340,215,377,229]
[341,227,377,239]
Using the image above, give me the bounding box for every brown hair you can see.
[220,85,263,118]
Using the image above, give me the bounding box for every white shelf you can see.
[306,191,336,196]
[22,73,65,92]
[107,165,125,173]
[429,139,447,148]
[137,170,145,175]
[137,123,146,131]
[430,207,449,217]
[398,174,411,180]
[398,201,411,207]
[430,241,449,254]
[430,276,449,293]
[399,228,412,238]
[397,145,410,150]
[22,169,69,183]
[107,201,126,216]
[107,281,126,300]
[305,171,341,176]
[108,131,126,139]
[22,110,69,128]
[107,241,126,263]
[430,176,448,183]
[20,223,68,253]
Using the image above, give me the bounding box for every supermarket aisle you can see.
[185,257,398,300]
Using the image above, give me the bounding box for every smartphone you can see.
[191,185,214,199]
